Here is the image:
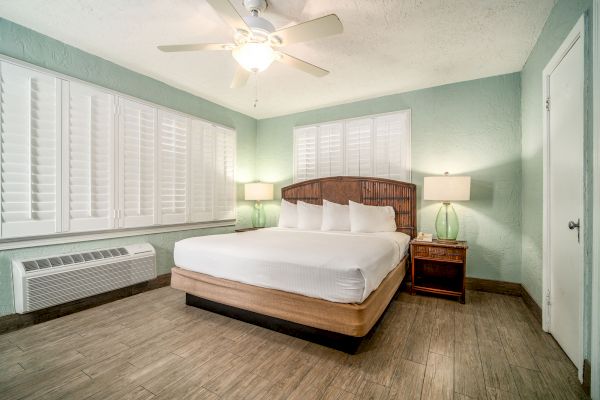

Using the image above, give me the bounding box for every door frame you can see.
[542,14,585,380]
[592,1,600,398]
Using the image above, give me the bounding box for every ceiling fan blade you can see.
[230,67,250,88]
[271,14,343,46]
[206,0,252,35]
[157,43,234,52]
[276,52,329,77]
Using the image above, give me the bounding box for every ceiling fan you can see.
[157,0,343,88]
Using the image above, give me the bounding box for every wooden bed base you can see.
[185,293,365,353]
[172,177,416,352]
[171,256,407,341]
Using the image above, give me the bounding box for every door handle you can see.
[568,219,580,243]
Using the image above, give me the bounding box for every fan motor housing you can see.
[243,0,267,14]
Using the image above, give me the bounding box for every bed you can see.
[171,176,417,352]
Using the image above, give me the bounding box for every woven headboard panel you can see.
[281,176,417,238]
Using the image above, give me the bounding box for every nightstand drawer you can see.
[413,245,463,261]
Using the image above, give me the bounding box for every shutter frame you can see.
[158,109,188,225]
[118,97,157,228]
[0,61,62,238]
[63,81,115,232]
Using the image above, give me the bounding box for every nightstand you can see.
[234,227,263,232]
[410,239,468,303]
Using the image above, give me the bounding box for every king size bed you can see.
[170,176,416,352]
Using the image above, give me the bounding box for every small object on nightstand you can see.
[410,239,468,303]
[415,232,433,242]
[234,227,263,232]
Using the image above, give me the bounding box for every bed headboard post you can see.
[281,176,417,238]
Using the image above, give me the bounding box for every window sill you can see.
[0,220,236,251]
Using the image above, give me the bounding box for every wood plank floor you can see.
[0,287,588,400]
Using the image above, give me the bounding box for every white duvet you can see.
[174,228,410,304]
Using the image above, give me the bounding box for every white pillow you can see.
[297,201,323,230]
[278,199,298,228]
[349,200,397,233]
[321,200,350,231]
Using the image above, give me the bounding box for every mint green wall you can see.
[520,0,593,359]
[0,18,258,316]
[257,74,523,283]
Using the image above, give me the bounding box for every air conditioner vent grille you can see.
[26,256,156,311]
[21,247,133,272]
[13,243,155,314]
[22,261,38,272]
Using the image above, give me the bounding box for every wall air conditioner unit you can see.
[13,243,156,314]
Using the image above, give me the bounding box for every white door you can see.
[546,28,584,369]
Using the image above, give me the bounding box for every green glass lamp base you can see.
[435,202,459,241]
[252,201,266,228]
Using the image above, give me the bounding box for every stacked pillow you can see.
[278,199,396,233]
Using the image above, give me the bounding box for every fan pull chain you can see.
[253,72,259,108]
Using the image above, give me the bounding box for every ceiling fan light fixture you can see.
[232,42,275,73]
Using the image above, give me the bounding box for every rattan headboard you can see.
[281,176,417,238]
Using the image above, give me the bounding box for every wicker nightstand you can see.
[410,239,468,303]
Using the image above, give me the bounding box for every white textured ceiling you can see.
[0,0,556,119]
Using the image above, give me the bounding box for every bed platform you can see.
[171,176,417,353]
[174,256,406,353]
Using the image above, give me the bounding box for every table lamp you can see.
[245,182,273,228]
[423,173,471,242]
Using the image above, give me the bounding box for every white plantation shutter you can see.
[0,58,239,241]
[317,123,344,177]
[213,127,236,220]
[293,112,411,183]
[345,118,373,176]
[374,111,411,181]
[293,126,317,182]
[119,98,156,228]
[64,81,115,232]
[189,120,215,222]
[0,62,61,238]
[158,110,188,224]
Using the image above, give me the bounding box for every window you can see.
[64,81,115,233]
[0,60,236,240]
[0,62,61,238]
[118,98,156,228]
[158,110,188,225]
[293,111,411,183]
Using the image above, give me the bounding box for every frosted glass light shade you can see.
[424,176,471,201]
[245,182,274,201]
[232,43,275,72]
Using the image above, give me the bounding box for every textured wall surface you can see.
[0,19,258,316]
[519,0,592,359]
[257,73,523,283]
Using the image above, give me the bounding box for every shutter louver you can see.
[65,81,115,232]
[345,118,373,177]
[0,62,61,238]
[190,120,215,222]
[119,98,156,228]
[213,127,235,220]
[374,111,411,181]
[158,110,188,224]
[317,123,344,177]
[294,126,317,182]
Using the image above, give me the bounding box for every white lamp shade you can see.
[245,182,274,201]
[423,176,471,201]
